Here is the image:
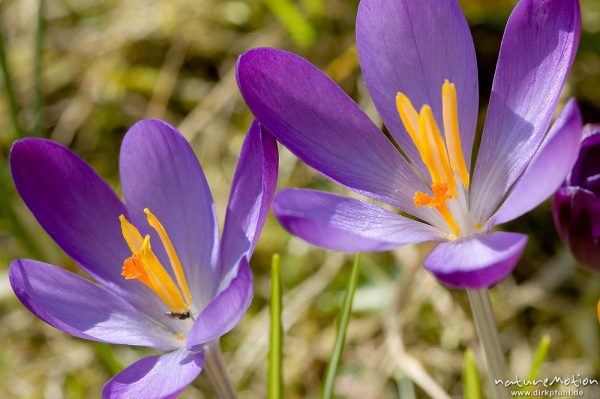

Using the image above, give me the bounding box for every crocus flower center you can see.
[396,80,472,237]
[120,209,193,317]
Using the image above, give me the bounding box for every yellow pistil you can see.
[396,80,472,236]
[119,213,191,314]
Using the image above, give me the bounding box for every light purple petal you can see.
[356,0,478,175]
[10,139,129,290]
[186,258,253,351]
[219,121,278,279]
[471,0,581,223]
[102,348,204,399]
[424,231,528,289]
[490,99,583,226]
[273,189,444,252]
[236,47,425,215]
[9,259,179,350]
[119,120,220,305]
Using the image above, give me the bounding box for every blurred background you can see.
[0,0,599,398]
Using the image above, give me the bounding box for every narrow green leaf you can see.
[463,349,481,399]
[300,0,324,17]
[0,6,24,137]
[320,254,361,399]
[33,0,46,135]
[520,334,551,392]
[263,0,317,47]
[92,342,123,375]
[268,254,283,399]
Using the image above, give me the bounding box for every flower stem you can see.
[466,288,507,399]
[204,341,239,399]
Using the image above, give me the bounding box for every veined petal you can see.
[120,120,219,305]
[424,231,528,288]
[10,259,179,350]
[471,0,581,223]
[10,139,129,290]
[490,99,583,226]
[219,121,278,279]
[186,258,253,351]
[236,47,425,215]
[356,0,478,177]
[273,189,445,252]
[102,348,204,399]
[10,138,189,327]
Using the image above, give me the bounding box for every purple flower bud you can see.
[553,125,600,271]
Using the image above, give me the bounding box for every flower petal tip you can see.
[424,231,528,289]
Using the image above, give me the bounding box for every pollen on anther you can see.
[122,254,145,280]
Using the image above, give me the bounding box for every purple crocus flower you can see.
[236,0,582,288]
[553,125,600,271]
[9,120,278,398]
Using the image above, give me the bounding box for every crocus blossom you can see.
[9,119,278,398]
[236,0,582,288]
[553,125,600,271]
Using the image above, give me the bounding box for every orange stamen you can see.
[119,213,192,315]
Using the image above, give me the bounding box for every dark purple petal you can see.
[491,99,582,225]
[10,139,129,289]
[186,258,252,351]
[424,232,528,289]
[471,0,581,223]
[219,121,278,279]
[102,348,204,399]
[570,125,600,194]
[553,186,600,271]
[120,120,219,305]
[356,0,478,176]
[273,189,444,252]
[10,259,180,350]
[236,47,425,215]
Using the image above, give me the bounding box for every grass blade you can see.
[463,349,481,399]
[0,9,24,137]
[33,0,46,135]
[520,334,551,392]
[320,254,361,399]
[268,254,283,399]
[263,0,317,47]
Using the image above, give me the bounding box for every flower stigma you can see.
[396,80,473,238]
[119,209,193,317]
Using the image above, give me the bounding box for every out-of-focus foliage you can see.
[0,0,599,398]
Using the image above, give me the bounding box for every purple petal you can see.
[119,120,220,304]
[186,258,253,351]
[553,186,600,270]
[102,348,204,399]
[491,99,583,225]
[9,259,179,350]
[471,0,581,223]
[570,125,600,193]
[424,232,528,289]
[219,121,278,278]
[356,0,478,175]
[273,188,444,252]
[10,139,129,289]
[236,47,425,215]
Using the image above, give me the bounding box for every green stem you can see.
[0,11,23,137]
[33,0,45,135]
[466,288,508,399]
[204,341,239,399]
